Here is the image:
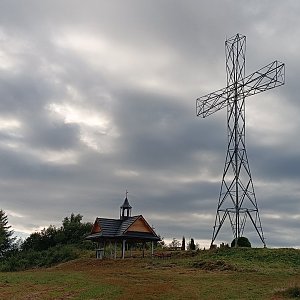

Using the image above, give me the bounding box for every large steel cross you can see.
[196,34,285,247]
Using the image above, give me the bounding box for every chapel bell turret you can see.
[120,191,132,220]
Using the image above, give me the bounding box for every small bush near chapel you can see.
[231,237,251,248]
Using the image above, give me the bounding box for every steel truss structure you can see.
[196,34,285,247]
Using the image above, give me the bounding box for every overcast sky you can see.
[0,0,299,248]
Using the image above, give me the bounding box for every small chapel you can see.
[85,193,160,259]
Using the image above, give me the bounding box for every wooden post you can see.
[122,240,126,259]
[96,241,104,259]
[130,242,132,257]
[96,242,99,259]
[142,242,145,258]
[151,241,154,257]
[103,240,106,259]
[114,240,117,259]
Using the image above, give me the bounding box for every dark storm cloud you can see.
[111,87,226,175]
[0,0,299,247]
[253,149,300,181]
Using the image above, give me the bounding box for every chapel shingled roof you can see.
[85,215,160,241]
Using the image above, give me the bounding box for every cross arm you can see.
[242,60,285,98]
[196,60,285,118]
[196,86,228,118]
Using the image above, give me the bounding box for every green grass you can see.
[1,248,300,299]
[207,247,300,271]
[0,270,122,299]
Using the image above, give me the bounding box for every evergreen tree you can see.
[181,236,186,251]
[189,238,196,250]
[0,209,15,257]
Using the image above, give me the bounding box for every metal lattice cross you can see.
[196,34,285,247]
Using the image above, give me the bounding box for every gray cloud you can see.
[0,0,298,248]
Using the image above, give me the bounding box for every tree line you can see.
[0,209,93,271]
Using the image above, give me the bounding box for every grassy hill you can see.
[1,248,300,299]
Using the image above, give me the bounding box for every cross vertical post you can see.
[196,34,285,247]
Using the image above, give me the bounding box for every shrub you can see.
[275,285,300,298]
[0,244,80,272]
[231,237,251,248]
